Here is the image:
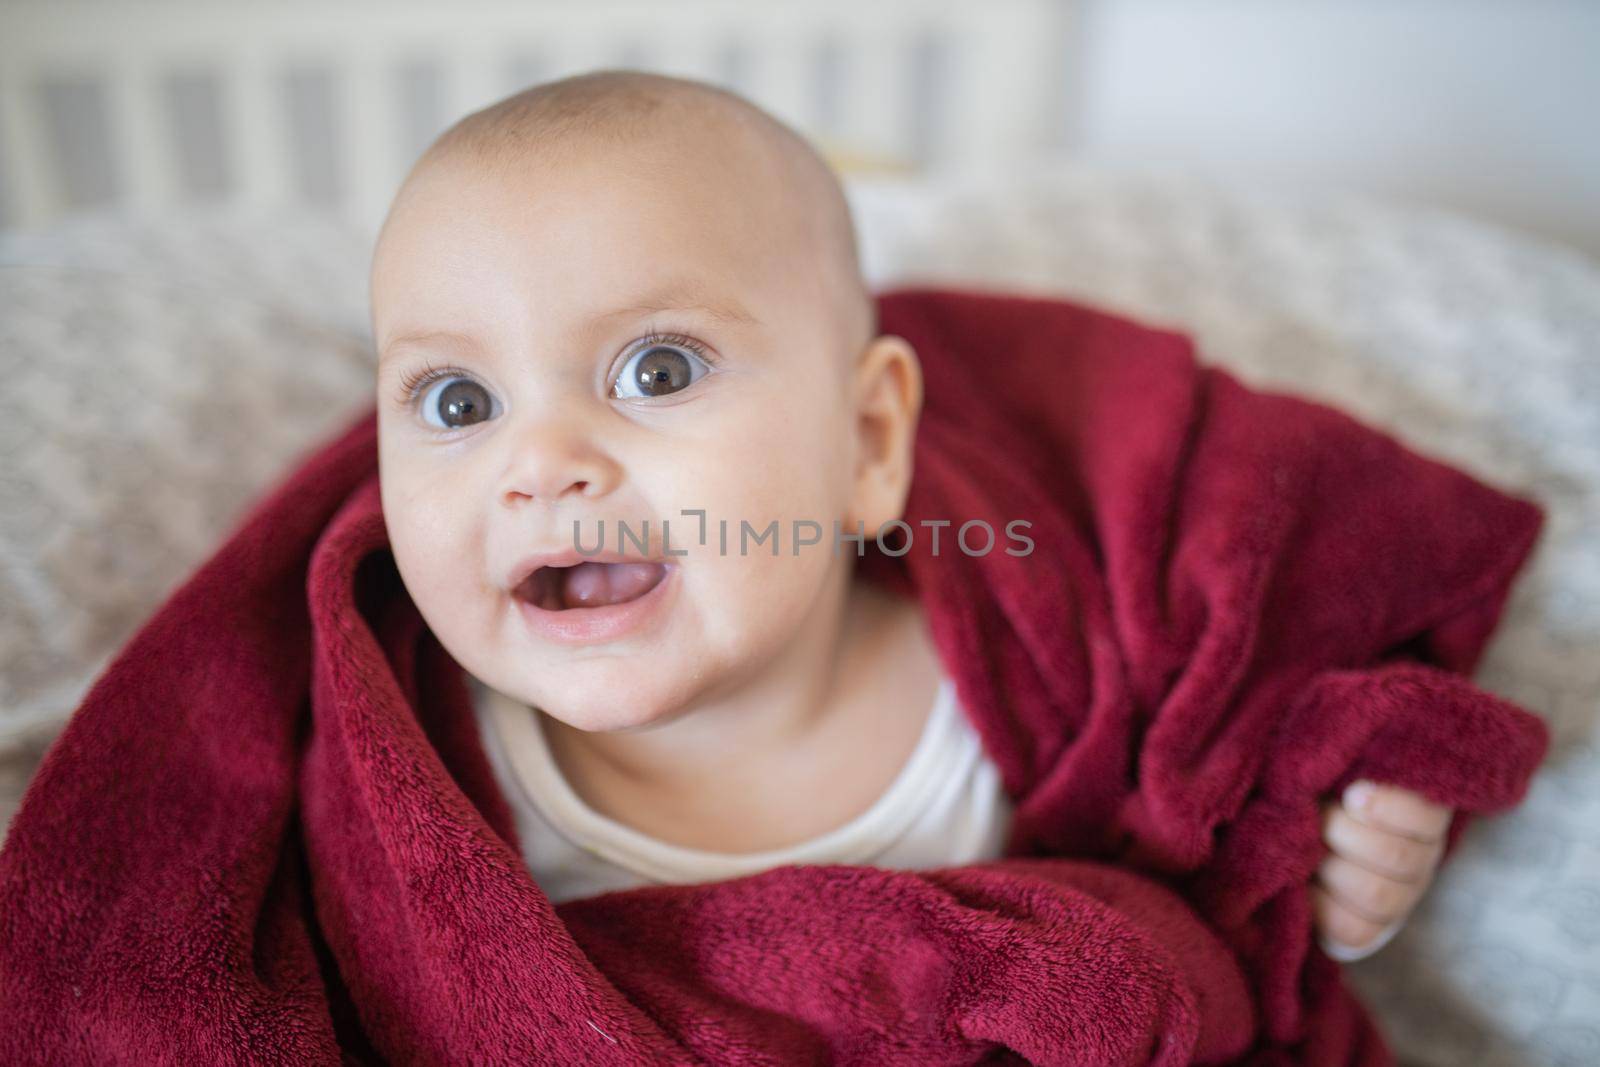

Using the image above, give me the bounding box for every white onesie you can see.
[468,674,1014,905]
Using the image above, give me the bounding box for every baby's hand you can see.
[1312,780,1452,960]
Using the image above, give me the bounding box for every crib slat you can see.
[940,1,1066,171]
[0,73,58,225]
[104,63,172,214]
[905,23,951,168]
[745,26,814,135]
[344,51,401,235]
[447,41,508,120]
[629,24,723,85]
[536,27,621,88]
[394,56,449,172]
[841,25,910,166]
[226,51,293,212]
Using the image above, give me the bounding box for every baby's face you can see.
[371,123,878,731]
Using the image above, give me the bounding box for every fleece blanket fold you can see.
[0,287,1549,1065]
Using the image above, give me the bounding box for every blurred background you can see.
[1,3,1597,1066]
[1,0,1596,256]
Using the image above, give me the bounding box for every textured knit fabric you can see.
[469,673,1015,904]
[0,287,1550,1065]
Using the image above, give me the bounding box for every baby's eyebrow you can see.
[378,330,475,366]
[597,281,761,329]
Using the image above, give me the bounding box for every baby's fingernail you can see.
[1343,780,1374,812]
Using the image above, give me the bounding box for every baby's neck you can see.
[535,566,943,851]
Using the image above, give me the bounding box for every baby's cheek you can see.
[649,396,853,657]
[379,464,496,644]
[674,423,845,535]
[690,521,836,655]
[726,384,852,484]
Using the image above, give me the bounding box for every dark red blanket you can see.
[0,287,1549,1065]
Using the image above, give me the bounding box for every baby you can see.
[368,70,1448,960]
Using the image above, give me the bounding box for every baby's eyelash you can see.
[392,329,715,409]
[395,358,465,406]
[635,328,715,365]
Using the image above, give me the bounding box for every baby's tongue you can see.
[559,561,663,608]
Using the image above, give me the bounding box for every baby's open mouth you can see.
[515,561,669,611]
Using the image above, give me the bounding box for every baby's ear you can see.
[849,334,923,533]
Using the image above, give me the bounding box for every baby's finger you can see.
[1311,883,1393,954]
[1315,853,1421,924]
[1343,780,1453,843]
[1322,806,1444,881]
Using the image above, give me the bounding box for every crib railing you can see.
[0,0,1074,236]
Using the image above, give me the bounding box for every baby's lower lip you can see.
[513,562,677,645]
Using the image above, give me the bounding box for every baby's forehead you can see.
[374,72,871,350]
[389,113,802,261]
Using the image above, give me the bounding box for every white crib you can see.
[0,0,1075,236]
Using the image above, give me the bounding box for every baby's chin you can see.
[499,665,705,734]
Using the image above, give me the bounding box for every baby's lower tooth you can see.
[557,562,662,608]
[562,562,609,608]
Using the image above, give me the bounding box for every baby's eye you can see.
[418,375,495,431]
[612,341,711,399]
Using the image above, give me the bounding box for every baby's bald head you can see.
[382,69,874,357]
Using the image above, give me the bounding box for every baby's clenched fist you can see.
[1313,780,1452,961]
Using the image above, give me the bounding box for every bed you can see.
[2,3,1597,1065]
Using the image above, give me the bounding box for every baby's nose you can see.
[498,423,622,506]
